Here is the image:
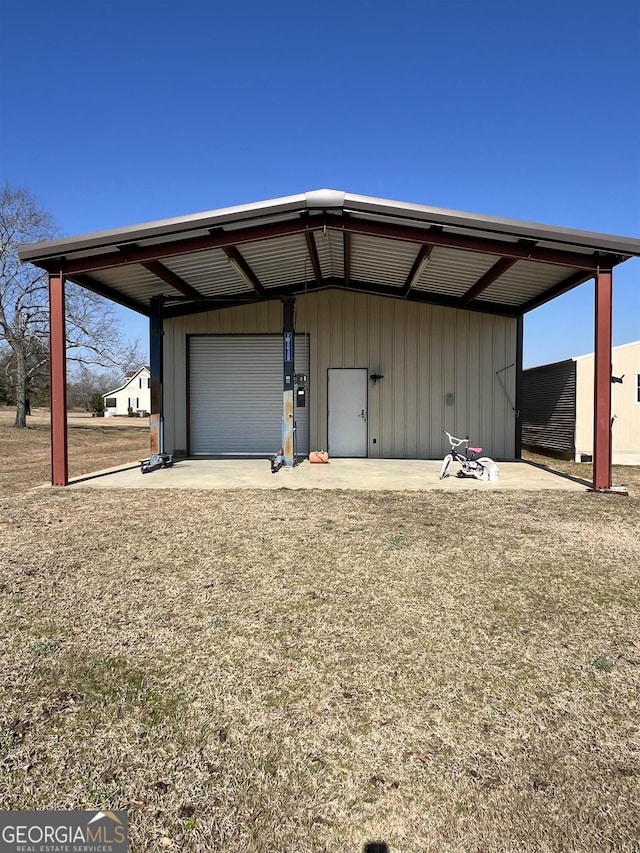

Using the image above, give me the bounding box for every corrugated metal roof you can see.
[240,234,310,288]
[350,234,417,287]
[479,261,572,306]
[18,188,640,317]
[416,247,498,297]
[163,250,249,296]
[85,265,166,301]
[304,229,346,281]
[342,192,640,254]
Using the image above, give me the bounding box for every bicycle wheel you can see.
[440,454,453,479]
[473,457,494,481]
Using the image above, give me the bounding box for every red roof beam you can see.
[49,275,68,486]
[461,240,536,304]
[223,246,267,297]
[59,219,314,276]
[141,260,204,299]
[305,231,323,288]
[57,214,606,278]
[330,216,604,271]
[461,256,518,305]
[402,245,435,298]
[592,269,613,491]
[343,232,351,287]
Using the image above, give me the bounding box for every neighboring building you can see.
[102,366,151,416]
[523,341,640,464]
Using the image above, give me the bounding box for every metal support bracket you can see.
[140,453,174,474]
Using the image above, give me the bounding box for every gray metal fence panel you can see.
[522,359,576,454]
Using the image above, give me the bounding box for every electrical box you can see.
[295,373,308,407]
[446,393,455,406]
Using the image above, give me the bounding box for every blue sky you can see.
[1,0,638,367]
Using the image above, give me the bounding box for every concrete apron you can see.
[65,459,587,491]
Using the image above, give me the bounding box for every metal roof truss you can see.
[20,190,640,319]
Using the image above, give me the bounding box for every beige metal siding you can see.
[164,291,517,459]
[574,341,640,464]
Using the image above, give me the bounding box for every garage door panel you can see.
[189,335,309,455]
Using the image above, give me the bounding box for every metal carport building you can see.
[19,189,640,491]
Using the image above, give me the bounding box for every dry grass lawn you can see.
[1,421,639,852]
[0,409,149,492]
[522,448,640,498]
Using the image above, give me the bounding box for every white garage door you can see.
[189,335,310,456]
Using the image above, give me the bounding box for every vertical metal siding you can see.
[165,292,517,459]
[521,360,576,454]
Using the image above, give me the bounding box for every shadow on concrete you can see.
[68,463,142,485]
[522,459,592,489]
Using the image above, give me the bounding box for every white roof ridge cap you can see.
[305,189,345,208]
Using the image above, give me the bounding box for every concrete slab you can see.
[67,458,588,491]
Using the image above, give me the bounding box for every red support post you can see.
[49,274,68,486]
[593,269,612,491]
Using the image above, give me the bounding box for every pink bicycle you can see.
[439,430,496,481]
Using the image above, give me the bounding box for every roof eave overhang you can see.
[17,189,640,317]
[19,188,640,264]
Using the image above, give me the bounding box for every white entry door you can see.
[328,369,368,457]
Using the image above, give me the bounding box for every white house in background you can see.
[102,366,151,416]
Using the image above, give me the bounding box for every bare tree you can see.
[0,182,145,426]
[0,339,50,408]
